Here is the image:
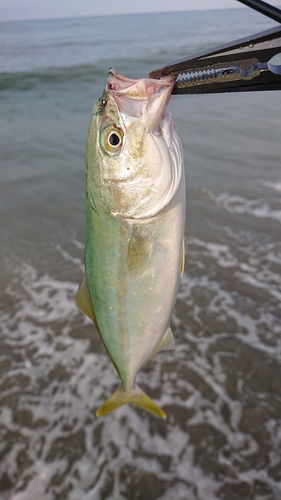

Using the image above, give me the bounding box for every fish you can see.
[76,68,185,419]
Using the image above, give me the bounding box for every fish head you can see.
[86,68,183,219]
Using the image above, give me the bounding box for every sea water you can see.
[0,8,281,500]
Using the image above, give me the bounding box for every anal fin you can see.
[148,327,175,362]
[75,274,97,327]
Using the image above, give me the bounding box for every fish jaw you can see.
[106,68,175,132]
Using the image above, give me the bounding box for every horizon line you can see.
[0,6,245,24]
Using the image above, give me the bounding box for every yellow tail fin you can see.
[96,385,166,419]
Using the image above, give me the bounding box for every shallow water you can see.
[0,8,281,500]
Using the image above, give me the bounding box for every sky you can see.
[1,0,244,22]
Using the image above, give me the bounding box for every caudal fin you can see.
[96,385,166,419]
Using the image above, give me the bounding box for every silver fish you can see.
[76,69,185,418]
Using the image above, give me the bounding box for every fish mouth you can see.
[106,68,175,129]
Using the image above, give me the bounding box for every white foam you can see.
[55,244,84,271]
[206,189,281,224]
[1,235,281,499]
[260,180,281,193]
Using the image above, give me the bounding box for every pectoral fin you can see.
[96,384,166,419]
[180,238,185,277]
[127,229,153,279]
[75,274,97,327]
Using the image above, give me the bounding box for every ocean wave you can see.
[0,64,106,92]
[0,53,165,93]
[182,235,281,359]
[205,189,281,224]
[0,234,281,499]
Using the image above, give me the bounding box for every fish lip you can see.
[106,68,175,128]
[107,67,175,97]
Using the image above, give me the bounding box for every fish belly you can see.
[85,179,185,391]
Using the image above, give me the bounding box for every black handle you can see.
[236,0,281,23]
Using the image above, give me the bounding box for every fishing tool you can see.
[150,0,281,95]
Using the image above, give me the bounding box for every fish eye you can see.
[108,132,120,146]
[101,126,123,155]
